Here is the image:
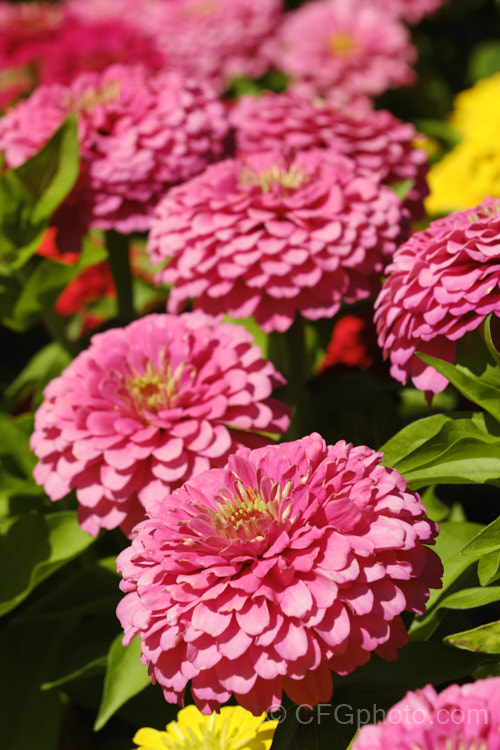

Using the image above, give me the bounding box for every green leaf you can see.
[467,40,500,83]
[381,412,500,489]
[445,620,500,653]
[391,178,415,201]
[478,550,500,586]
[7,234,107,331]
[462,516,500,557]
[42,617,119,690]
[410,521,484,641]
[0,621,63,750]
[418,331,500,423]
[94,634,150,731]
[0,115,80,270]
[3,342,71,410]
[0,511,94,616]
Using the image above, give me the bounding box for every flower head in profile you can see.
[117,433,442,715]
[148,149,405,333]
[133,705,277,750]
[231,91,429,220]
[0,64,230,243]
[269,0,415,99]
[30,313,289,537]
[375,197,500,394]
[351,677,500,750]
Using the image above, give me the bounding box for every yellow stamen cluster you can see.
[240,163,309,194]
[71,80,121,112]
[124,359,187,417]
[328,32,358,58]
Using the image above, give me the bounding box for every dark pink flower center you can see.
[124,360,188,417]
[328,32,358,58]
[239,162,310,195]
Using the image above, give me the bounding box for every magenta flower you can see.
[375,198,500,394]
[117,433,442,715]
[231,91,429,220]
[30,313,290,537]
[352,678,500,750]
[270,0,416,99]
[0,64,230,240]
[148,150,405,333]
[152,0,282,93]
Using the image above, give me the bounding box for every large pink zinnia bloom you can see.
[148,150,405,333]
[117,433,442,715]
[231,91,429,220]
[270,0,416,99]
[0,64,230,240]
[30,313,290,537]
[375,197,500,394]
[352,677,500,750]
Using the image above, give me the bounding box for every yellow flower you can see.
[132,705,278,750]
[426,72,500,215]
[451,72,500,139]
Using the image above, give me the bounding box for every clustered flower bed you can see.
[1,1,499,750]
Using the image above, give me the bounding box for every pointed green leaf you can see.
[445,620,500,653]
[478,550,500,586]
[0,511,94,616]
[94,634,150,731]
[462,516,500,557]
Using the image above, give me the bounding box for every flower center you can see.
[328,31,358,58]
[466,198,500,222]
[124,360,186,417]
[239,163,309,194]
[71,80,121,112]
[209,477,295,543]
[184,0,219,16]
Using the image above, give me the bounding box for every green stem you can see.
[282,313,310,439]
[42,305,78,357]
[106,230,135,323]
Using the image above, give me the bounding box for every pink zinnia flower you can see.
[153,0,282,93]
[148,150,405,333]
[270,0,416,99]
[352,677,500,750]
[30,313,290,537]
[117,432,442,715]
[231,91,429,220]
[374,197,500,394]
[0,64,230,240]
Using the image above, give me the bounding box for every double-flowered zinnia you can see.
[351,677,500,750]
[269,0,416,99]
[0,64,230,243]
[148,150,405,333]
[132,705,277,750]
[375,197,500,394]
[231,91,429,220]
[117,432,443,715]
[30,313,290,537]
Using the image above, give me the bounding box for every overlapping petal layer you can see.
[375,197,500,393]
[0,64,230,237]
[149,150,405,333]
[231,91,429,219]
[117,433,442,715]
[30,313,289,536]
[352,677,500,749]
